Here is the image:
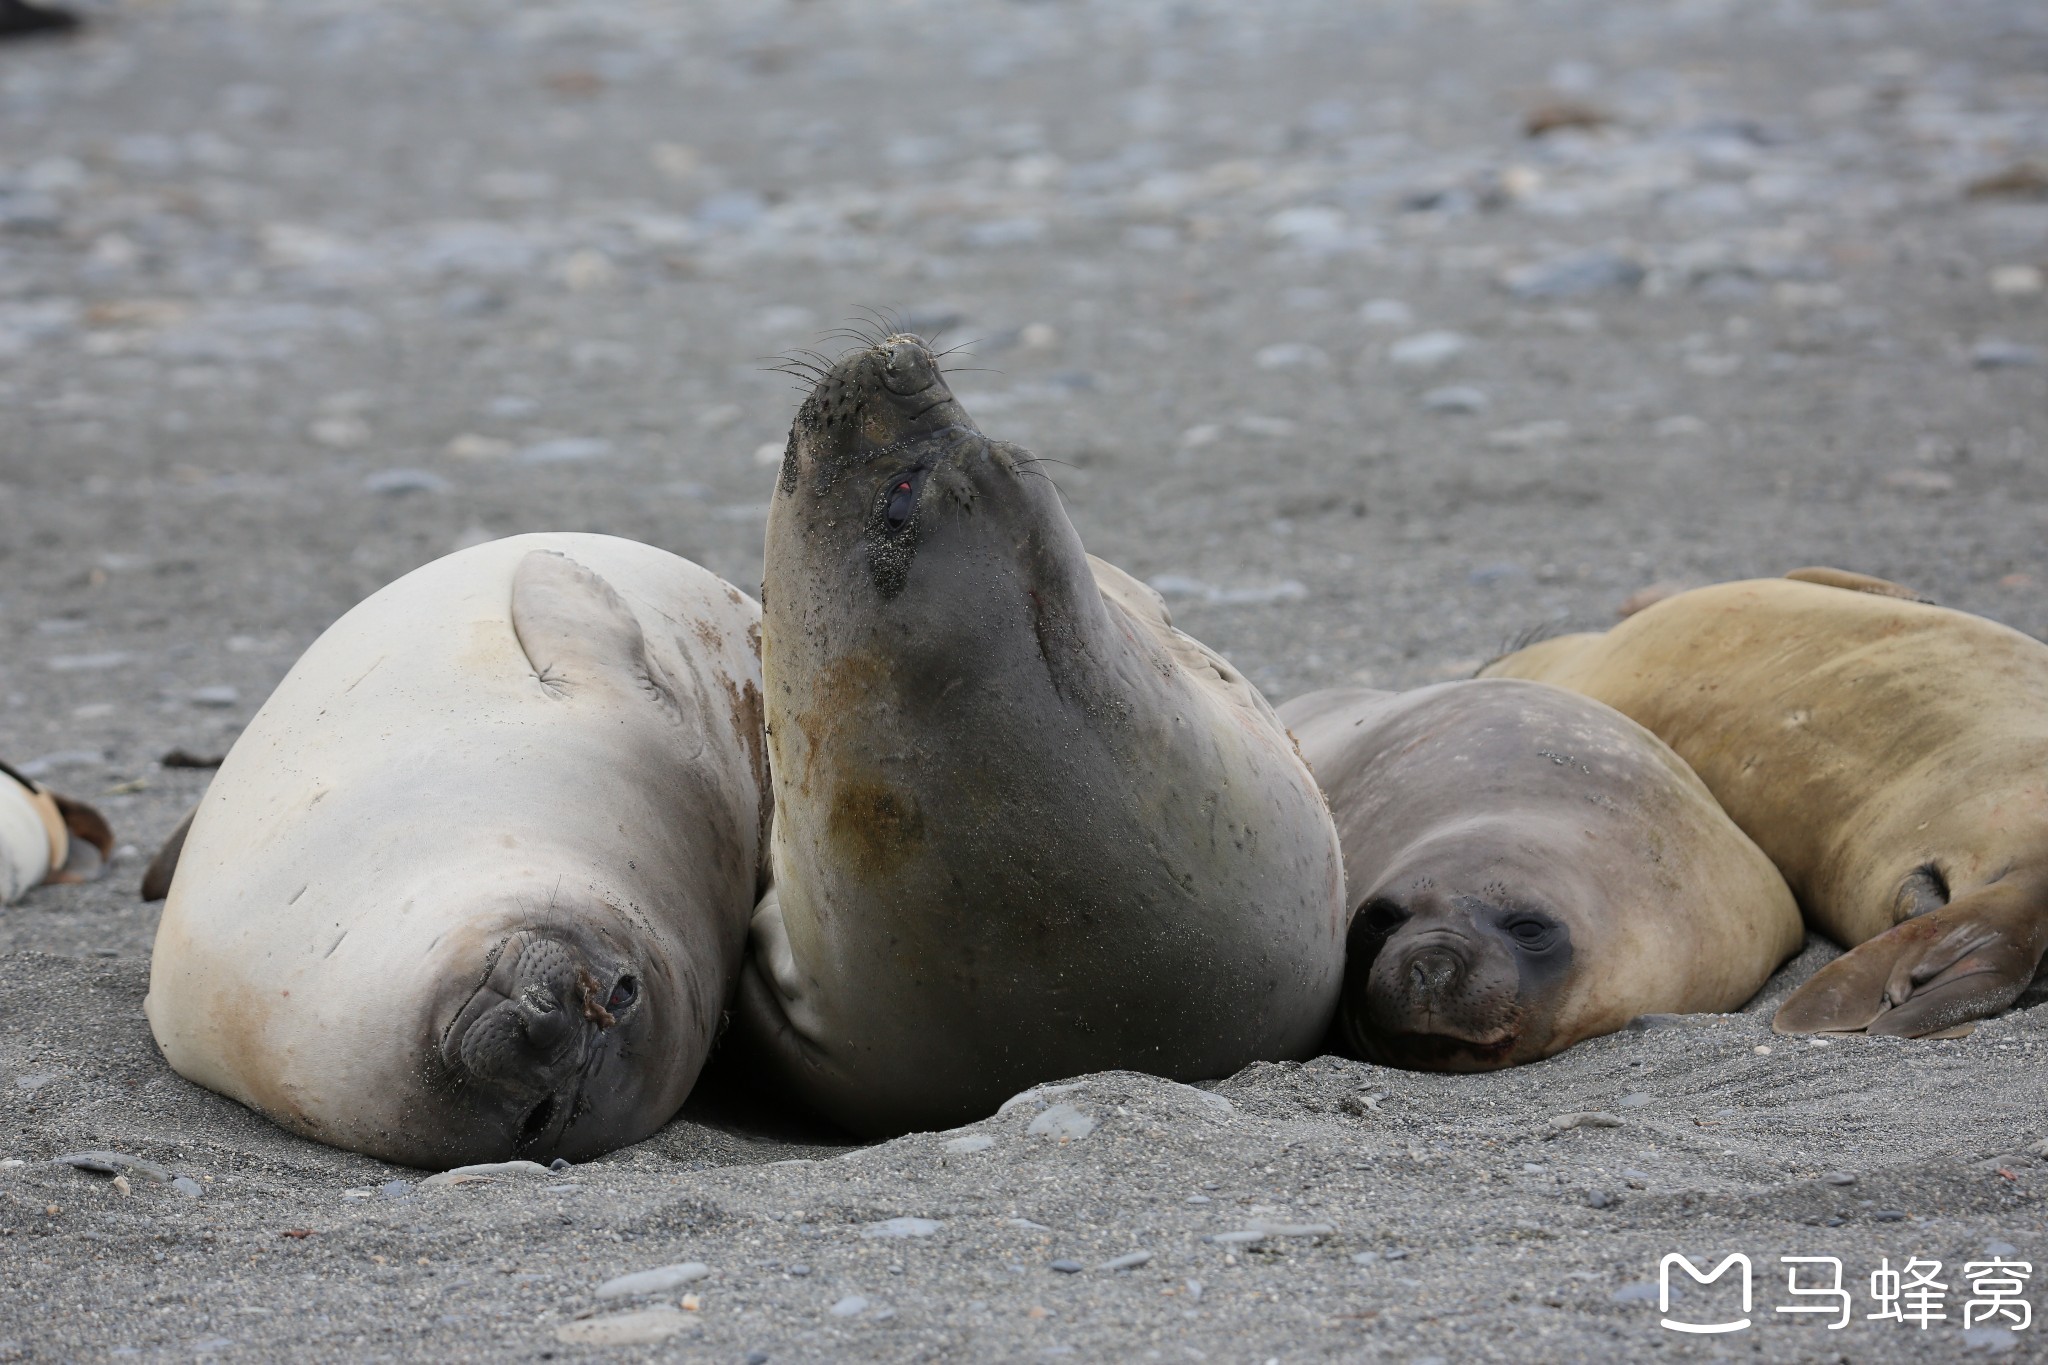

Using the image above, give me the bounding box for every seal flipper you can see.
[46,792,113,884]
[1774,876,2048,1037]
[1783,566,1934,604]
[510,551,677,712]
[141,805,196,902]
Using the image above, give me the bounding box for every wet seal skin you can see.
[1484,570,2048,1039]
[736,329,1346,1137]
[1280,679,1801,1070]
[143,534,768,1168]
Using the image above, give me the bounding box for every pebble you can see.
[1962,1327,2020,1355]
[1486,419,1571,449]
[54,1151,173,1184]
[1970,339,2042,369]
[1360,299,1414,327]
[1421,385,1489,413]
[1387,331,1469,371]
[1585,1190,1620,1209]
[860,1217,942,1239]
[943,1135,994,1155]
[1048,1259,1084,1274]
[516,437,613,465]
[186,687,240,708]
[1989,265,2044,297]
[362,469,450,496]
[420,1160,555,1188]
[170,1177,203,1199]
[1254,342,1330,370]
[1611,1281,1658,1303]
[1185,1194,1210,1204]
[1985,1240,2020,1257]
[1822,1172,1857,1186]
[1872,1210,1907,1222]
[45,653,134,673]
[1543,1112,1624,1139]
[1096,1251,1151,1272]
[1026,1105,1097,1141]
[595,1263,711,1299]
[445,433,512,460]
[828,1295,869,1317]
[553,1307,693,1346]
[1502,249,1645,299]
[1881,469,1955,496]
[1615,1092,1653,1109]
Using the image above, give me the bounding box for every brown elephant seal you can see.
[0,761,112,902]
[735,332,1346,1136]
[144,533,768,1167]
[1279,680,1800,1069]
[1483,571,2048,1038]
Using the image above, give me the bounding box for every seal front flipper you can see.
[1775,877,2048,1037]
[1783,566,1934,604]
[510,550,677,711]
[141,805,196,902]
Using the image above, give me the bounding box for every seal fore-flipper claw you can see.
[1774,877,2048,1037]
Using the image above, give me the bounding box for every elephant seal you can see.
[144,533,768,1167]
[736,332,1345,1136]
[1279,680,1800,1069]
[0,761,112,903]
[1483,571,2048,1038]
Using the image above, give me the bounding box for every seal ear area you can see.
[1774,877,2048,1037]
[1782,566,1936,605]
[509,551,679,713]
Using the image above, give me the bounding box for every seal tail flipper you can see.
[140,805,196,902]
[1783,566,1935,604]
[45,793,113,884]
[1774,877,2048,1037]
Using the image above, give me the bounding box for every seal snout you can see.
[444,932,639,1088]
[880,334,940,395]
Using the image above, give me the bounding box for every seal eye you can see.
[1503,916,1557,951]
[885,478,917,531]
[607,976,638,1011]
[1358,897,1406,936]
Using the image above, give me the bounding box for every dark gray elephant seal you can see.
[1279,679,1800,1069]
[144,533,768,1168]
[735,332,1346,1136]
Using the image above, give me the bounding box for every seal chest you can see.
[736,331,1345,1136]
[143,534,768,1168]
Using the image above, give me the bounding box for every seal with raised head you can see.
[1483,570,2048,1038]
[0,761,112,903]
[144,533,768,1167]
[736,331,1346,1136]
[1280,679,1801,1069]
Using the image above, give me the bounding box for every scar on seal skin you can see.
[1486,569,2048,1039]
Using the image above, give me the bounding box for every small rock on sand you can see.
[553,1307,693,1346]
[595,1262,710,1299]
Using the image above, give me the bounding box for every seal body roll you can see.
[144,534,768,1167]
[1281,680,1801,1069]
[1484,574,2048,1038]
[739,332,1345,1136]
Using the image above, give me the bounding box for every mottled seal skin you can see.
[1279,680,1801,1070]
[144,534,768,1168]
[0,760,112,903]
[1483,572,2048,1038]
[737,333,1346,1137]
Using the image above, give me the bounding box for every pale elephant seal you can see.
[1484,570,2048,1038]
[736,332,1346,1136]
[144,533,768,1167]
[0,761,112,903]
[1279,680,1800,1069]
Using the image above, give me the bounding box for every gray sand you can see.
[2,0,2046,1359]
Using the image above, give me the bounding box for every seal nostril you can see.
[1409,949,1461,996]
